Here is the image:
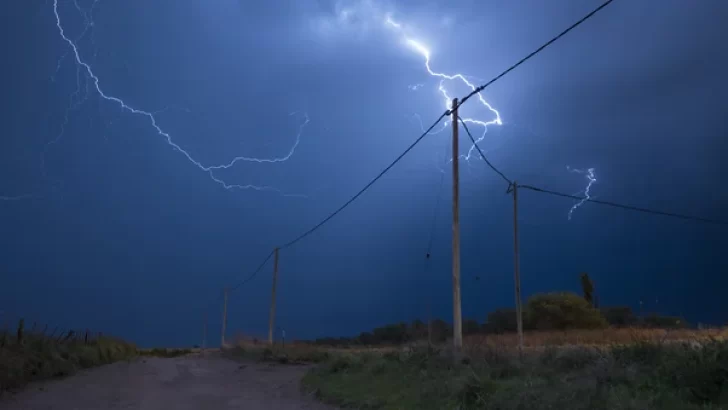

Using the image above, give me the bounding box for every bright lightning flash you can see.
[567,166,597,220]
[41,0,309,199]
[384,14,502,162]
[384,11,598,221]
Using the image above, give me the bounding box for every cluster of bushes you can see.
[486,297,685,334]
[485,292,607,334]
[0,319,137,393]
[312,317,486,347]
[310,291,686,347]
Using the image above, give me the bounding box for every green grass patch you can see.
[302,341,728,410]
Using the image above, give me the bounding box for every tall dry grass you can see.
[0,319,137,393]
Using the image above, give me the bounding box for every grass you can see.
[0,324,137,393]
[139,347,192,358]
[302,328,728,410]
[464,327,728,349]
[224,332,397,364]
[226,340,340,364]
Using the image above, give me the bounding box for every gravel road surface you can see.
[1,354,335,410]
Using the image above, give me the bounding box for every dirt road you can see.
[1,354,336,410]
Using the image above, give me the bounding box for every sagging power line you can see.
[453,0,616,112]
[519,185,728,226]
[230,249,276,291]
[458,102,728,226]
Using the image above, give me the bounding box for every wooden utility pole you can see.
[221,287,228,348]
[451,98,463,352]
[427,300,432,347]
[267,247,280,345]
[511,181,524,353]
[202,312,208,353]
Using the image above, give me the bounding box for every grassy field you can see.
[0,323,137,393]
[297,327,728,410]
[464,327,728,349]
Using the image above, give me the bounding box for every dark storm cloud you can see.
[1,0,726,347]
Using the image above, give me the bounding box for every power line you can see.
[458,116,512,186]
[280,1,618,251]
[425,147,448,259]
[278,112,450,250]
[230,249,276,292]
[221,112,448,292]
[461,120,727,226]
[224,0,618,290]
[518,184,728,226]
[460,101,726,226]
[453,0,616,112]
[448,0,724,227]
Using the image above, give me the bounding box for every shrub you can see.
[526,292,608,331]
[485,308,518,334]
[642,314,687,329]
[601,306,636,327]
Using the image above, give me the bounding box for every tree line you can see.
[308,273,686,347]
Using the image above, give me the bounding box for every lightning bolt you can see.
[0,194,36,202]
[384,14,502,163]
[567,166,597,220]
[382,11,598,220]
[44,0,309,198]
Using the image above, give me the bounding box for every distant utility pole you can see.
[511,181,524,354]
[426,252,433,348]
[427,299,433,348]
[451,98,463,352]
[267,247,280,345]
[202,312,208,353]
[221,287,229,348]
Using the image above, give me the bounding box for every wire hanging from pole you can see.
[519,185,728,226]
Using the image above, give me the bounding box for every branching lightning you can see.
[567,166,597,220]
[42,0,309,198]
[384,14,502,163]
[383,9,600,220]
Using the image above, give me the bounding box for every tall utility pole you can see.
[221,287,229,348]
[267,247,280,345]
[511,181,524,353]
[451,98,463,352]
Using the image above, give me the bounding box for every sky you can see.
[1,0,726,348]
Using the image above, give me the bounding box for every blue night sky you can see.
[1,0,726,347]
